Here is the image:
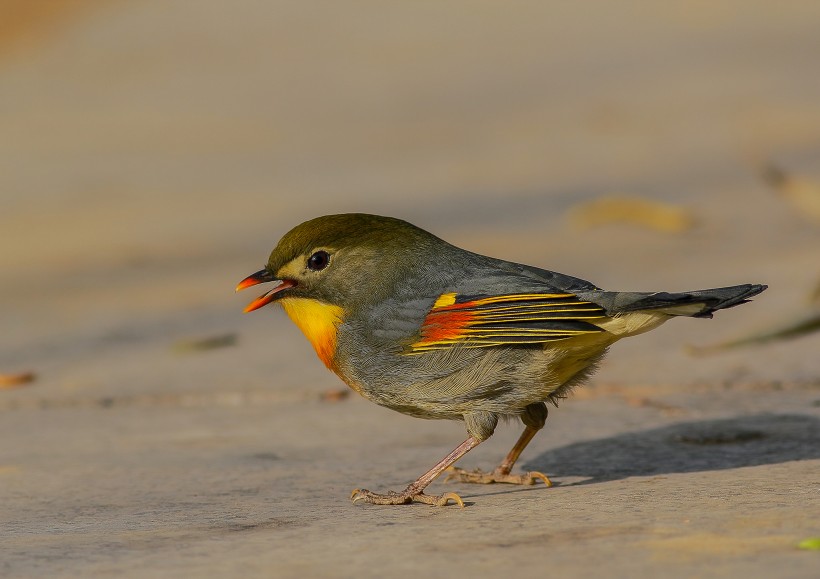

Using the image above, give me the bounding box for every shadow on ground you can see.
[525,414,820,485]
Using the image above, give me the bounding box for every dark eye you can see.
[307,250,330,271]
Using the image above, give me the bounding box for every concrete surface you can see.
[1,2,819,577]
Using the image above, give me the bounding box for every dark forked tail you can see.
[587,284,768,319]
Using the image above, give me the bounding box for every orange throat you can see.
[279,297,344,369]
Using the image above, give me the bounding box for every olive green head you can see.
[237,213,445,312]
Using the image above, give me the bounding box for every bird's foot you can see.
[350,487,465,507]
[444,466,552,487]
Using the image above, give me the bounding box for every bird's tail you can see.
[590,284,767,319]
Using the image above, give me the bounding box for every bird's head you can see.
[236,213,440,314]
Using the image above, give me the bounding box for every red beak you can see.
[235,269,296,313]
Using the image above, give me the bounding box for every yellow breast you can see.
[279,297,344,369]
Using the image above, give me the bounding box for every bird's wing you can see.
[404,291,607,353]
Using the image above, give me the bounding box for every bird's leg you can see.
[446,403,552,487]
[351,436,481,507]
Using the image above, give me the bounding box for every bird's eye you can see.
[307,250,330,271]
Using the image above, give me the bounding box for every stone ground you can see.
[1,2,819,577]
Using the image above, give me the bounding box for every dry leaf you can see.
[319,389,350,402]
[0,372,36,389]
[567,195,694,233]
[172,333,237,354]
[762,164,820,224]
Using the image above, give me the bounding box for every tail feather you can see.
[588,284,767,319]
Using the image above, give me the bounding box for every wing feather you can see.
[405,292,606,353]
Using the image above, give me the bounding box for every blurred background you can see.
[2,3,820,576]
[1,0,819,404]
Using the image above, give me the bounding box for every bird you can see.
[236,213,766,507]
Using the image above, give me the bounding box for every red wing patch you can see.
[406,292,606,353]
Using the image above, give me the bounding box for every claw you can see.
[437,492,465,508]
[528,471,553,487]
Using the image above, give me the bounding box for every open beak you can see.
[235,269,296,313]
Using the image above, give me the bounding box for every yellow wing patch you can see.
[432,292,458,308]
